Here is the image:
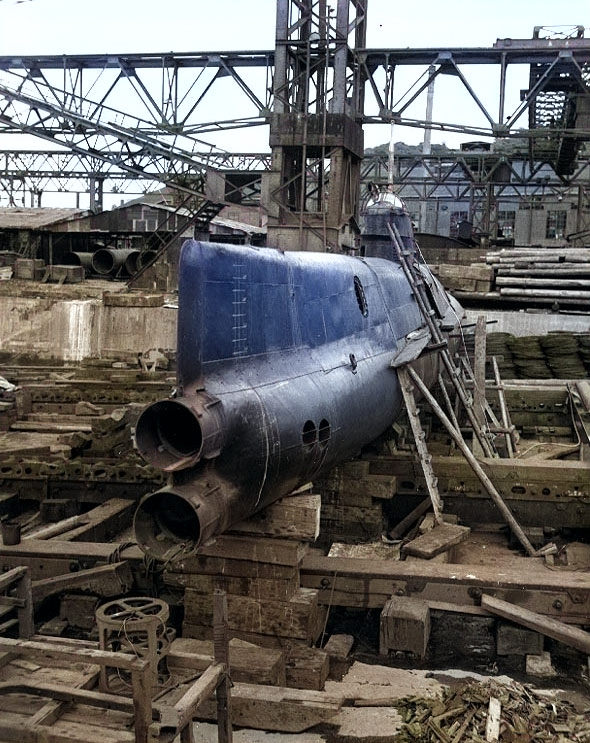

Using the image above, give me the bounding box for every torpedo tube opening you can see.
[134,489,201,558]
[135,399,204,470]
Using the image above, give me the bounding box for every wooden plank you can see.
[183,587,320,641]
[0,636,149,672]
[485,697,501,742]
[480,594,590,654]
[402,523,471,559]
[300,554,590,620]
[157,662,225,730]
[197,534,309,566]
[473,315,487,434]
[167,637,286,686]
[0,680,135,713]
[496,276,590,288]
[32,562,133,603]
[338,474,398,501]
[0,566,27,592]
[28,666,100,727]
[195,682,343,733]
[164,571,298,602]
[10,421,93,433]
[387,497,432,541]
[499,287,590,299]
[0,540,144,562]
[165,556,298,582]
[229,494,321,541]
[0,718,135,743]
[54,499,135,542]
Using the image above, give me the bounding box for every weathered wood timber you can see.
[285,644,329,691]
[23,498,135,543]
[197,534,309,566]
[481,594,590,654]
[368,452,590,527]
[167,637,286,686]
[228,493,321,541]
[402,523,471,559]
[380,596,430,659]
[195,682,343,732]
[300,554,590,621]
[32,562,133,604]
[183,587,320,642]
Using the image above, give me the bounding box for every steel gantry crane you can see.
[0,5,589,248]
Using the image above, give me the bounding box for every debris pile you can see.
[395,678,590,742]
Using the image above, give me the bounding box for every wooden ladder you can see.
[387,222,539,557]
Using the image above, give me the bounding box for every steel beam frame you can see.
[0,32,588,213]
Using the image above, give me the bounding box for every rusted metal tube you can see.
[135,393,225,472]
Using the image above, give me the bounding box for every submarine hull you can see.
[134,238,460,557]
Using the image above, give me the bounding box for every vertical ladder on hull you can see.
[387,221,496,459]
[387,222,539,557]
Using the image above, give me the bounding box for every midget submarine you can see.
[134,192,463,558]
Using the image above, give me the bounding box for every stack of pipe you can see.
[488,247,590,305]
[91,248,138,278]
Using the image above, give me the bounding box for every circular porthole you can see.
[318,419,331,448]
[302,420,317,448]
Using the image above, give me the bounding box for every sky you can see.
[0,0,587,55]
[0,0,588,203]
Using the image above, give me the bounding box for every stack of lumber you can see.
[164,494,330,684]
[435,263,493,293]
[487,246,590,304]
[316,459,396,544]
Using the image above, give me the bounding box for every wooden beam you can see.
[0,636,149,672]
[32,562,133,603]
[157,663,225,729]
[301,554,590,621]
[0,680,134,713]
[481,594,590,654]
[195,682,343,733]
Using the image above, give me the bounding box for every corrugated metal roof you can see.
[211,216,266,234]
[0,208,87,229]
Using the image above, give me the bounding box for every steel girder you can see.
[2,149,590,207]
[0,38,588,152]
[0,37,589,207]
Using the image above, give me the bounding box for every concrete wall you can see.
[0,295,177,362]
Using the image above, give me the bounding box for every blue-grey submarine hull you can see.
[134,194,463,558]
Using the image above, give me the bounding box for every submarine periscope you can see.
[133,193,463,558]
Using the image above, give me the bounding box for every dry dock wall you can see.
[0,294,177,362]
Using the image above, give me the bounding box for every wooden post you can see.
[213,589,233,743]
[406,366,538,557]
[16,567,34,639]
[491,357,515,457]
[472,315,487,457]
[398,367,444,525]
[130,658,153,743]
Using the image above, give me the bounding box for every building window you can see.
[546,210,567,239]
[497,210,516,239]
